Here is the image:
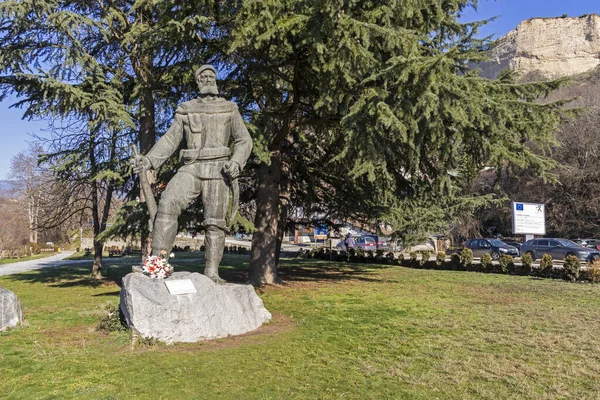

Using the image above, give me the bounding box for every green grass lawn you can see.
[2,255,600,399]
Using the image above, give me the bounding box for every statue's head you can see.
[195,65,218,96]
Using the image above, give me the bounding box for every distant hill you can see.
[478,14,600,80]
[0,180,21,197]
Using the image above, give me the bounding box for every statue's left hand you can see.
[223,160,241,179]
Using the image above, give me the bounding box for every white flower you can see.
[170,252,175,258]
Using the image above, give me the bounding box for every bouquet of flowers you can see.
[141,254,174,279]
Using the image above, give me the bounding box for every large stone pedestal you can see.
[0,287,24,331]
[120,271,271,343]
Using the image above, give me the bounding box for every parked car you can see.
[520,238,600,261]
[393,236,438,253]
[574,239,600,251]
[464,238,519,260]
[336,235,377,251]
[504,242,522,255]
[369,235,392,251]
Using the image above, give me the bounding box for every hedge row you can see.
[299,247,600,283]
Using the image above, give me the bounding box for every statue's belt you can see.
[180,147,231,164]
[180,146,239,229]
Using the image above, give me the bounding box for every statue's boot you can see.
[204,228,226,284]
[151,212,179,258]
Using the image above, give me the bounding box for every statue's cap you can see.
[195,64,217,79]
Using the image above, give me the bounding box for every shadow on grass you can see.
[92,290,121,297]
[277,259,391,284]
[4,253,392,288]
[6,265,109,288]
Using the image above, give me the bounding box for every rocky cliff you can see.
[479,14,600,80]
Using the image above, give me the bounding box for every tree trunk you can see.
[249,155,284,286]
[91,238,103,279]
[274,203,288,267]
[275,159,291,267]
[136,54,156,259]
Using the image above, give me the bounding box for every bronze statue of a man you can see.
[133,65,252,284]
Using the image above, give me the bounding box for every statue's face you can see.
[197,70,218,95]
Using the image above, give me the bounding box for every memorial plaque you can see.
[164,279,197,295]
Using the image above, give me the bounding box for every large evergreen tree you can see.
[0,0,226,276]
[227,0,567,285]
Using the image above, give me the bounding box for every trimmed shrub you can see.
[521,253,533,275]
[386,252,395,264]
[539,254,553,277]
[436,251,446,267]
[460,248,473,268]
[499,255,514,273]
[588,258,600,283]
[563,255,581,282]
[460,247,473,264]
[397,253,405,266]
[481,253,493,272]
[450,253,461,269]
[409,251,418,266]
[348,248,356,262]
[420,250,431,266]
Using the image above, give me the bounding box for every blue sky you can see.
[0,0,598,179]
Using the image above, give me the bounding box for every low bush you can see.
[409,251,418,265]
[450,253,461,269]
[397,253,405,266]
[540,254,553,278]
[460,248,473,269]
[436,251,446,267]
[588,258,600,283]
[420,250,431,266]
[521,253,533,275]
[563,255,581,282]
[97,304,127,333]
[481,253,493,272]
[499,255,514,273]
[29,242,42,254]
[386,252,395,263]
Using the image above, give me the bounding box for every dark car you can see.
[465,238,519,260]
[520,238,600,262]
[504,242,522,255]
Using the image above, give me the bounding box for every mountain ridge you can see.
[478,14,600,80]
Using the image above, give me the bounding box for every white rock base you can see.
[120,271,271,343]
[0,287,24,331]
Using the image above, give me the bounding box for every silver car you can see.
[520,238,600,261]
[336,235,377,251]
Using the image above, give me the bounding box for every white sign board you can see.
[164,279,197,295]
[512,202,546,235]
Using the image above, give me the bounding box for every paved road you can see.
[224,237,305,252]
[0,251,91,277]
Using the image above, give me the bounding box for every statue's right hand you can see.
[130,155,152,174]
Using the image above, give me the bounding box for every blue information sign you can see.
[314,224,327,239]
